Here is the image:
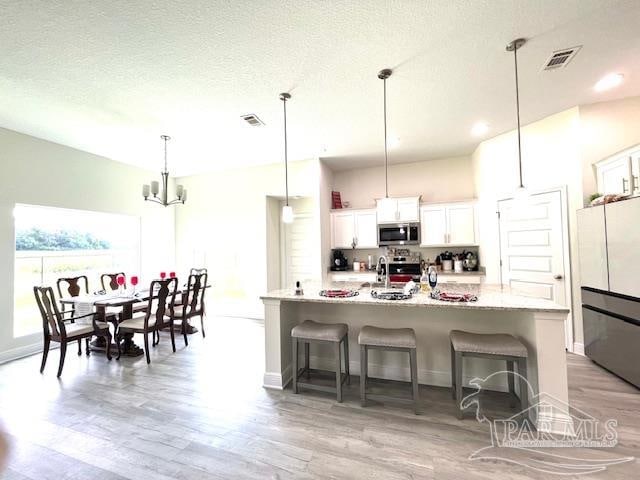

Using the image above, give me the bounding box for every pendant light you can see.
[378,68,392,198]
[506,38,527,201]
[142,135,186,206]
[280,92,294,223]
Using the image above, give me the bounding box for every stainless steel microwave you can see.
[377,223,420,246]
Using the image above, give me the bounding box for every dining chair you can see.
[173,271,208,343]
[175,268,207,306]
[116,277,177,364]
[57,275,90,356]
[34,286,112,377]
[100,272,147,315]
[153,278,181,352]
[100,272,125,292]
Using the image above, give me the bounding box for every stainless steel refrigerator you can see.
[577,196,640,388]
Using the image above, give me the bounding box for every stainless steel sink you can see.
[370,289,413,301]
[362,282,405,290]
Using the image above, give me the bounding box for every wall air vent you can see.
[543,46,581,70]
[240,114,265,126]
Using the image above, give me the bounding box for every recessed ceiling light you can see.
[471,122,489,137]
[594,73,624,92]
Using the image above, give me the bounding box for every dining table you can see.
[59,285,208,357]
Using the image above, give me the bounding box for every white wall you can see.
[331,156,475,209]
[472,108,583,346]
[174,159,321,318]
[0,127,174,361]
[579,96,640,199]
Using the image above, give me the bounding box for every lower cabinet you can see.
[330,272,377,283]
[437,274,482,285]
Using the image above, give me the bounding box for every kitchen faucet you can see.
[377,255,389,289]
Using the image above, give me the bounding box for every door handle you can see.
[553,274,563,280]
[622,177,629,193]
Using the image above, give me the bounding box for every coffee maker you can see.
[331,250,349,271]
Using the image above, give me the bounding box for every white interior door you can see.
[281,212,315,289]
[498,190,567,307]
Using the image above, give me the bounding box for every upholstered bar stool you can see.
[450,330,529,419]
[358,326,420,414]
[291,320,350,402]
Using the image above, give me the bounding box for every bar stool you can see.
[291,320,350,402]
[358,326,420,414]
[450,330,529,419]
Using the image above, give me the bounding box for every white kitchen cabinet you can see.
[596,148,640,196]
[330,209,377,249]
[447,204,476,245]
[353,210,378,248]
[420,202,477,246]
[331,211,356,249]
[576,205,609,291]
[396,197,420,222]
[376,196,420,223]
[605,196,640,298]
[330,271,377,283]
[420,207,447,245]
[437,274,482,285]
[376,198,399,223]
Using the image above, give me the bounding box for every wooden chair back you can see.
[101,272,125,291]
[57,275,89,298]
[190,267,207,275]
[184,272,207,317]
[143,278,178,330]
[33,286,64,338]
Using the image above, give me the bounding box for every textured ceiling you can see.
[1,0,639,175]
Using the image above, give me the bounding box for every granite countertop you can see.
[261,282,569,313]
[327,267,486,276]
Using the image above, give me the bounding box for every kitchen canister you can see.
[454,259,463,273]
[442,259,453,271]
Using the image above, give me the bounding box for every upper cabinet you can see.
[330,209,378,249]
[376,196,420,223]
[596,148,640,196]
[420,202,477,247]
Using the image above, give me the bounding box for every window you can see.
[13,204,140,338]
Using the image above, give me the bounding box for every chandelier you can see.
[142,135,186,206]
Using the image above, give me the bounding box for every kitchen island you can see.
[261,283,572,433]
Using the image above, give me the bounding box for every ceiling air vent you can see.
[240,114,265,126]
[543,46,581,70]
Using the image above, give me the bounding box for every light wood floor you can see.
[0,318,638,479]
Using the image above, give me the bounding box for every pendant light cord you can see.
[160,134,171,174]
[513,44,523,189]
[283,96,289,206]
[383,76,389,198]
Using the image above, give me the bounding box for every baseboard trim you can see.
[263,364,293,390]
[0,341,55,365]
[573,342,585,356]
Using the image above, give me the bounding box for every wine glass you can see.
[131,275,139,295]
[160,272,166,280]
[116,274,126,295]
